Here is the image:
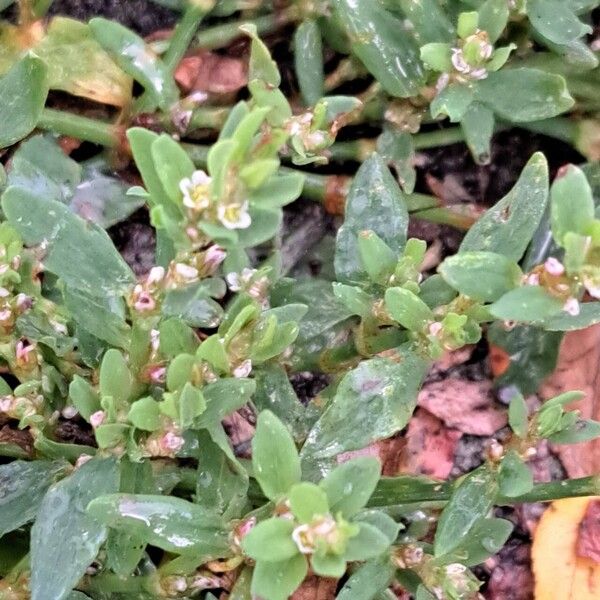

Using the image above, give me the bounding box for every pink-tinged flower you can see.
[204,245,226,271]
[15,340,36,364]
[148,365,167,384]
[435,73,450,92]
[62,406,78,419]
[544,257,565,276]
[217,201,251,230]
[0,396,12,412]
[180,170,212,211]
[90,410,106,428]
[451,48,470,73]
[0,308,12,322]
[175,263,199,281]
[0,288,9,298]
[15,294,32,311]
[563,297,580,316]
[524,273,540,286]
[587,284,600,299]
[233,359,252,378]
[134,291,156,312]
[428,322,443,336]
[161,431,184,452]
[147,266,165,285]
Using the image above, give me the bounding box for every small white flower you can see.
[150,329,160,352]
[563,297,580,316]
[217,201,251,230]
[587,284,600,299]
[134,291,156,312]
[175,263,199,281]
[544,257,565,276]
[226,272,241,291]
[75,454,93,469]
[233,359,252,378]
[15,294,32,311]
[292,524,314,554]
[62,406,78,419]
[524,273,540,286]
[0,308,12,322]
[0,287,9,298]
[179,170,212,211]
[147,266,165,285]
[90,410,106,428]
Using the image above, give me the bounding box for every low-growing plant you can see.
[0,0,600,599]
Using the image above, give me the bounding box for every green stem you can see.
[37,109,119,147]
[196,7,297,50]
[163,5,209,74]
[412,126,467,150]
[368,475,600,507]
[411,206,478,230]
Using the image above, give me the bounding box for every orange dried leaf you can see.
[532,496,600,600]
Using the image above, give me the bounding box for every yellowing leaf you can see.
[0,18,132,107]
[532,496,600,600]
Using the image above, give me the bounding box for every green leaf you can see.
[69,375,100,421]
[64,287,130,349]
[431,83,474,122]
[384,287,433,331]
[337,556,396,600]
[253,410,301,500]
[398,0,454,44]
[460,102,494,165]
[289,482,329,523]
[0,55,48,148]
[551,164,595,246]
[335,154,408,283]
[460,152,549,261]
[320,457,381,517]
[99,349,132,404]
[344,522,391,561]
[294,20,324,106]
[475,69,574,122]
[163,281,224,328]
[331,0,425,97]
[242,517,298,561]
[251,555,308,600]
[197,378,256,428]
[87,493,230,556]
[253,364,307,440]
[0,460,67,537]
[478,0,510,42]
[151,134,196,204]
[357,230,398,284]
[528,0,592,45]
[128,397,161,431]
[420,42,452,71]
[2,187,135,296]
[439,251,522,302]
[434,466,498,557]
[89,17,178,110]
[447,517,513,566]
[542,302,600,331]
[498,450,533,497]
[195,429,248,519]
[508,394,529,438]
[489,286,564,322]
[7,134,80,203]
[333,283,375,318]
[31,458,119,600]
[311,550,346,578]
[301,350,428,476]
[549,419,600,444]
[241,24,281,87]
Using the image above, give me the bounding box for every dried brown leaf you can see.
[175,51,247,94]
[290,576,337,600]
[577,499,600,563]
[417,378,506,435]
[398,408,461,479]
[540,324,600,477]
